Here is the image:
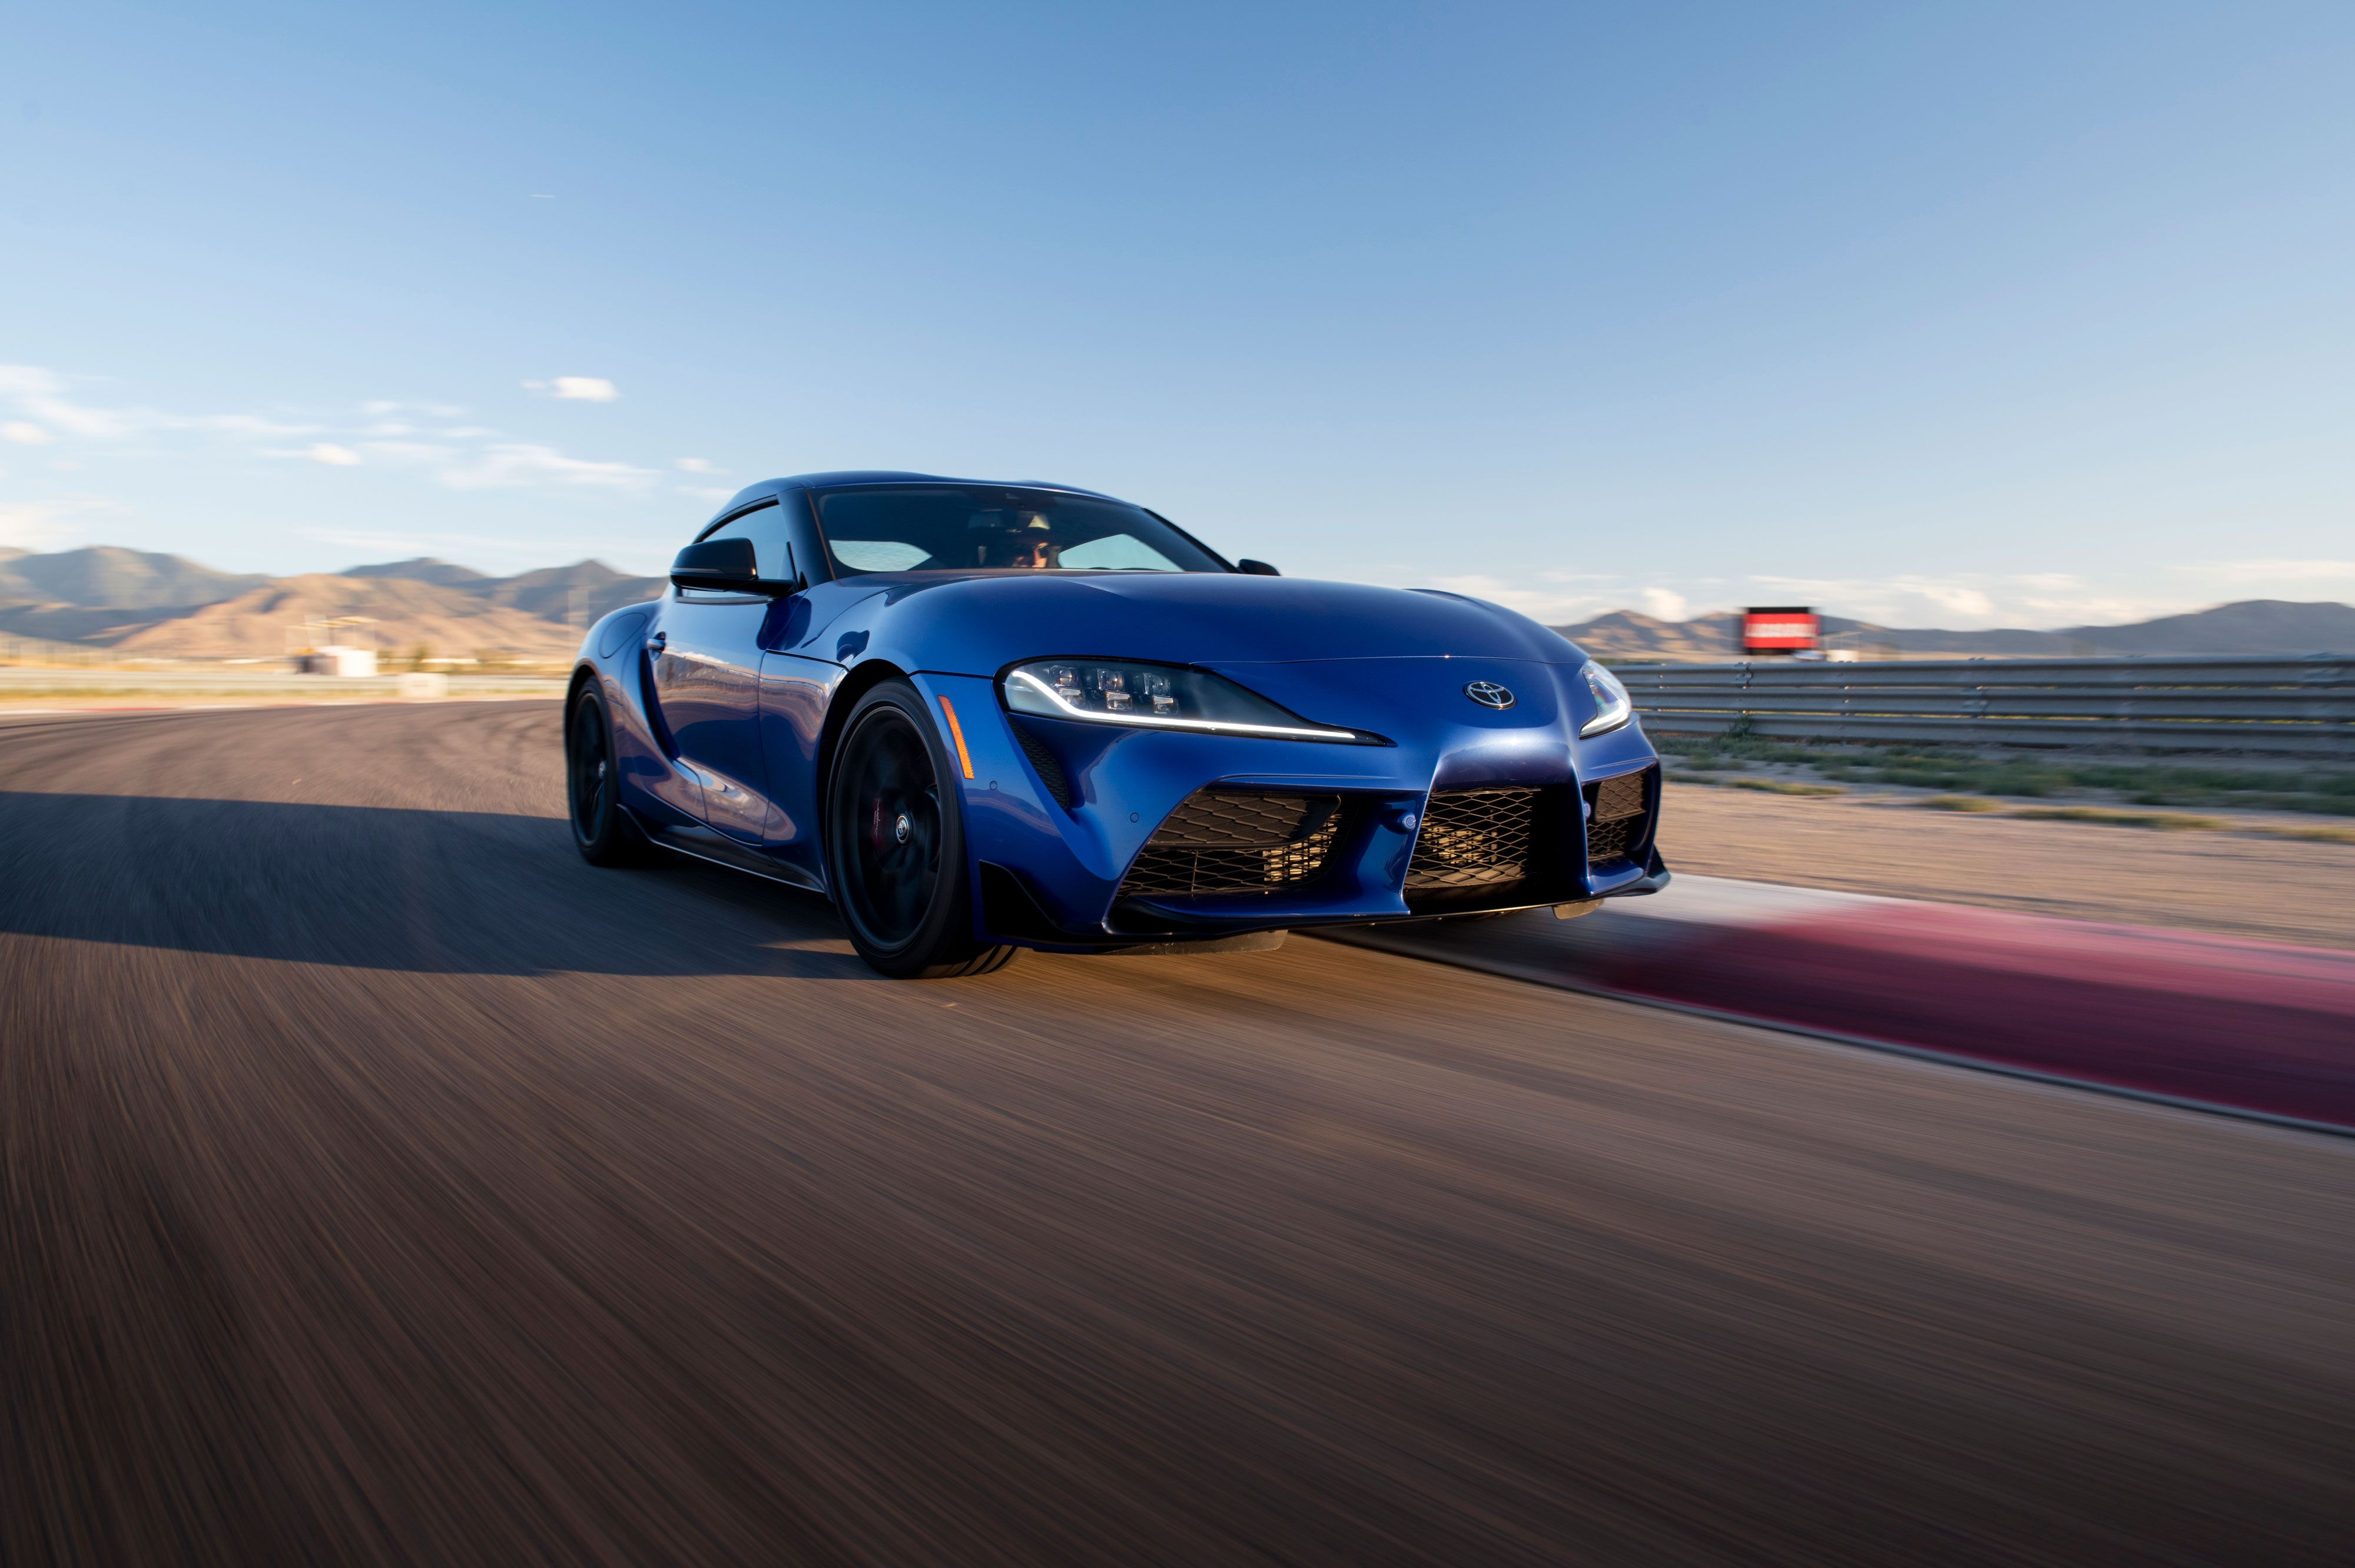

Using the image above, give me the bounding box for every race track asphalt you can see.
[4,703,2351,1566]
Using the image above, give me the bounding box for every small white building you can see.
[298,645,379,677]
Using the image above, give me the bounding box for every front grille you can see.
[1121,791,1342,898]
[1406,788,1540,891]
[1583,768,1653,867]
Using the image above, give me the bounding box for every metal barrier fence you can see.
[1611,654,2355,755]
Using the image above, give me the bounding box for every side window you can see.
[700,500,791,584]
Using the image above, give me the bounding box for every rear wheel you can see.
[566,684,660,866]
[825,681,1017,979]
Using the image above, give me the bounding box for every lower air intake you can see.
[1583,767,1654,867]
[1120,791,1344,898]
[1406,788,1540,891]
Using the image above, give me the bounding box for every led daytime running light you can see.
[1002,665,1362,742]
[1577,660,1633,737]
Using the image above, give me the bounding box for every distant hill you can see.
[2065,599,2355,655]
[0,546,266,611]
[1549,610,1747,661]
[477,561,665,625]
[343,557,493,588]
[1556,599,2355,661]
[114,575,583,661]
[0,604,191,645]
[0,545,664,659]
[340,556,664,626]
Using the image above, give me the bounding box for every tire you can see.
[566,684,661,866]
[825,681,1019,979]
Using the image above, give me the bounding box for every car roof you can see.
[706,473,1131,525]
[753,472,1126,503]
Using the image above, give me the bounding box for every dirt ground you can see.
[1657,782,2355,950]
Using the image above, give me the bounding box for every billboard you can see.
[1741,606,1820,655]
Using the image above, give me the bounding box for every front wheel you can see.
[566,684,661,866]
[825,681,1018,979]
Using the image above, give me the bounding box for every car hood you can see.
[827,571,1587,672]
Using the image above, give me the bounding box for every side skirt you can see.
[636,814,827,893]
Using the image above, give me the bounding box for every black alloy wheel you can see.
[826,681,1017,979]
[566,685,658,866]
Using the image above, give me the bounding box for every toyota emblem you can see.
[1464,681,1515,710]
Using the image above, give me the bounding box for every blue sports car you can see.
[565,472,1668,977]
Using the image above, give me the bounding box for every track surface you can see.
[5,704,2351,1566]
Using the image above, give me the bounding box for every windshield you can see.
[815,485,1226,576]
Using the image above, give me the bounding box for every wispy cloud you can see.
[2186,558,2355,584]
[676,457,721,473]
[442,443,656,491]
[1744,573,2191,629]
[354,440,459,465]
[362,399,468,419]
[525,376,620,403]
[0,363,660,498]
[296,527,558,564]
[0,500,69,548]
[1423,572,1688,625]
[0,493,123,549]
[1408,566,2209,631]
[0,365,134,439]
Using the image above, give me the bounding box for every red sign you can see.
[1742,606,1820,654]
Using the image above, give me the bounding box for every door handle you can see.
[646,631,667,654]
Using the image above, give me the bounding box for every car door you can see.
[649,497,800,842]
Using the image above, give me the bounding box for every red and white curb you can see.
[1321,876,2355,1133]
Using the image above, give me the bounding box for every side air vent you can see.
[1583,767,1655,867]
[1120,791,1344,898]
[1012,721,1073,808]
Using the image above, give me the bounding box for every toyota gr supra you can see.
[565,472,1669,977]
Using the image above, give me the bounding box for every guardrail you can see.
[1611,654,2355,754]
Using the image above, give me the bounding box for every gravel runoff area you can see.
[1658,780,2355,950]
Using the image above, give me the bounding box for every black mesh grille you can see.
[1121,791,1342,898]
[1406,788,1540,890]
[1013,722,1072,808]
[1583,767,1654,867]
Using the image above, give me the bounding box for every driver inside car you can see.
[980,512,1062,569]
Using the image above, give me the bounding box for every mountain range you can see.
[2,546,2349,662]
[1551,601,2355,661]
[0,548,663,661]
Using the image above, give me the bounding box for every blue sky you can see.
[3,1,2351,628]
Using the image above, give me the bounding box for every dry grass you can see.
[2011,806,2229,832]
[1726,777,1846,797]
[2245,822,2355,845]
[1898,791,2354,842]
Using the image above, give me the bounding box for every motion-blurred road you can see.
[5,705,2351,1566]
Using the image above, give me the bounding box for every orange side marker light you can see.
[940,695,976,780]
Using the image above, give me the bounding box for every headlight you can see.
[1002,658,1371,742]
[1578,660,1633,737]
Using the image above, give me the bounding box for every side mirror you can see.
[671,536,793,595]
[1236,558,1281,576]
